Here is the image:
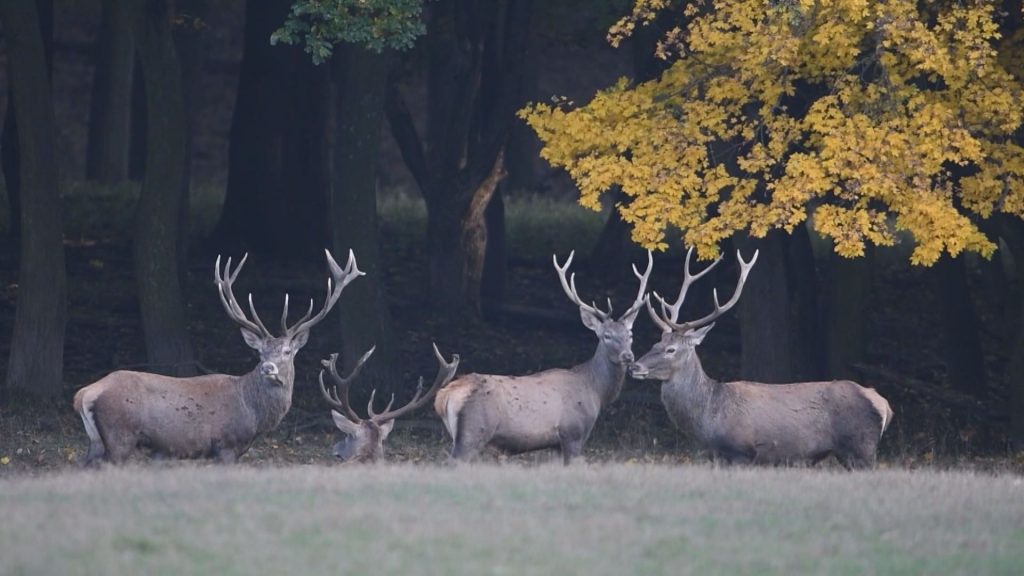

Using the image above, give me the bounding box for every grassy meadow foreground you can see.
[0,464,1020,575]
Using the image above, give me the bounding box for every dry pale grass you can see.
[0,463,1021,576]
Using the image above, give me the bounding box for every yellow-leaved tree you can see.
[520,0,1024,265]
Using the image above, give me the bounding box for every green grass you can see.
[0,464,1021,575]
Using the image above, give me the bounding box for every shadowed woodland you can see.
[1,0,1024,470]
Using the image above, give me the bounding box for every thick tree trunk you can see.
[331,45,399,399]
[128,58,146,180]
[2,0,52,248]
[827,247,873,379]
[933,255,986,398]
[0,0,67,400]
[787,224,825,380]
[129,0,196,376]
[999,216,1024,451]
[209,0,328,257]
[738,232,794,383]
[480,188,507,318]
[86,0,134,183]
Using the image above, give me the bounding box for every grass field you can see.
[0,464,1021,576]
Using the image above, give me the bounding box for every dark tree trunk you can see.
[480,188,507,317]
[933,255,986,398]
[128,0,196,376]
[209,0,328,258]
[1001,217,1024,452]
[738,231,794,383]
[172,0,209,281]
[589,188,631,275]
[827,247,873,379]
[787,224,825,380]
[128,57,146,180]
[86,0,134,183]
[0,0,67,400]
[388,0,530,314]
[331,45,399,399]
[2,0,51,248]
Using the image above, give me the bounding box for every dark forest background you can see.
[0,0,1021,466]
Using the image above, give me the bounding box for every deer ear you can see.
[378,419,395,440]
[686,323,716,345]
[290,329,310,350]
[331,410,363,436]
[241,328,263,350]
[580,308,603,333]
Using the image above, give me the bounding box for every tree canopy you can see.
[521,0,1024,265]
[270,0,425,62]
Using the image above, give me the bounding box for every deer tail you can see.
[863,387,893,438]
[74,387,106,458]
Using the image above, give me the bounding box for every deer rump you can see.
[436,370,601,455]
[74,371,273,461]
[670,379,893,466]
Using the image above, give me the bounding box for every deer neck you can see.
[583,342,628,408]
[239,368,295,434]
[664,352,717,426]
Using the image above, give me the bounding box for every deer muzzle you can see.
[260,362,281,382]
[628,363,649,379]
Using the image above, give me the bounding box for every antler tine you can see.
[676,249,760,331]
[366,389,396,420]
[318,348,375,422]
[369,343,461,423]
[645,295,674,333]
[659,246,723,324]
[553,251,609,319]
[286,249,365,337]
[214,253,271,337]
[246,293,272,336]
[620,249,655,319]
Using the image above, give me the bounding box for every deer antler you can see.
[215,254,272,338]
[367,343,460,423]
[285,249,365,337]
[553,251,611,320]
[619,250,655,321]
[319,347,376,423]
[648,248,759,333]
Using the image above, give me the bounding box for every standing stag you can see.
[434,251,653,464]
[629,248,893,468]
[73,250,364,464]
[319,343,460,463]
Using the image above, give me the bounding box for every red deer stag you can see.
[73,250,364,464]
[319,343,460,463]
[434,251,653,464]
[629,248,893,468]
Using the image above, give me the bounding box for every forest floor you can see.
[0,188,1023,476]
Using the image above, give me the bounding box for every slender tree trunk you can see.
[933,255,986,398]
[827,246,873,379]
[738,231,794,383]
[128,0,196,376]
[480,187,507,318]
[86,0,134,183]
[2,0,52,248]
[331,45,399,398]
[0,0,67,400]
[209,0,328,257]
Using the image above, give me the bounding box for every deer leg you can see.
[558,427,588,465]
[214,446,239,464]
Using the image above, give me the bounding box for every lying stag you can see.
[629,248,893,468]
[319,343,459,463]
[73,250,363,464]
[434,251,653,464]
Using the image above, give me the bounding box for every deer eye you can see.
[665,347,677,354]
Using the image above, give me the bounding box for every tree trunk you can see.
[933,255,986,398]
[209,0,329,258]
[128,0,196,376]
[0,0,67,400]
[128,57,146,180]
[787,224,825,380]
[826,246,873,379]
[738,231,794,383]
[1001,216,1024,452]
[2,0,52,248]
[330,45,399,399]
[480,187,507,318]
[86,0,134,183]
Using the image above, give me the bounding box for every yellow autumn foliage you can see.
[520,0,1024,264]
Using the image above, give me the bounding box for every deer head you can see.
[630,247,758,380]
[320,343,460,463]
[553,250,653,367]
[215,249,364,386]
